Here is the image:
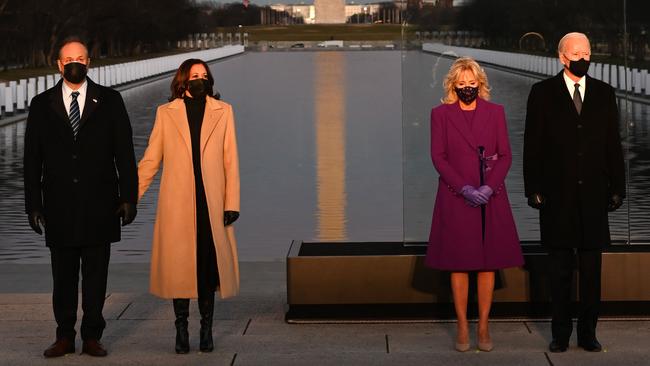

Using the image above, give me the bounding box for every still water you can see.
[0,51,403,263]
[0,50,648,264]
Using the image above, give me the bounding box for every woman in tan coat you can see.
[138,59,240,354]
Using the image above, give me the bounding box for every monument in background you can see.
[314,0,346,24]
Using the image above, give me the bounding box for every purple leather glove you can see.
[461,185,489,207]
[477,185,493,200]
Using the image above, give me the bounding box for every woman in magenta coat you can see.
[424,57,524,352]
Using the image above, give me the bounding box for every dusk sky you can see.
[204,0,381,4]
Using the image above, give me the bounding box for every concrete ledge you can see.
[286,241,650,321]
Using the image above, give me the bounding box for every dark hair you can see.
[169,58,220,101]
[57,36,89,60]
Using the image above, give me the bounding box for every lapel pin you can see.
[92,98,98,103]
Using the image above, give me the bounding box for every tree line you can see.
[413,0,649,62]
[0,0,266,70]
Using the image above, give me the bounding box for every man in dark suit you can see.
[23,37,137,357]
[524,32,626,353]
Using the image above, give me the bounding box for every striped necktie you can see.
[69,91,81,137]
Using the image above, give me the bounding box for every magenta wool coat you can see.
[424,98,524,271]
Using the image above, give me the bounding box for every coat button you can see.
[578,180,583,185]
[72,178,79,183]
[72,154,78,160]
[577,124,583,129]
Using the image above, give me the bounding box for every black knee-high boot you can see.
[198,293,214,352]
[173,299,190,354]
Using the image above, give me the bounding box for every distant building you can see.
[314,0,346,24]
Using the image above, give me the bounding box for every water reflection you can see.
[0,51,404,263]
[315,52,348,241]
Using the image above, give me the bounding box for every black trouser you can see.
[49,244,111,341]
[548,247,602,343]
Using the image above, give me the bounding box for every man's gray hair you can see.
[557,32,590,53]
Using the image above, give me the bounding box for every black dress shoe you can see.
[578,338,602,352]
[549,340,568,353]
[43,338,75,358]
[81,339,108,357]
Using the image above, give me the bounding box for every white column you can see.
[46,75,55,89]
[9,81,17,104]
[16,83,25,111]
[594,63,602,80]
[4,85,13,115]
[633,69,642,94]
[0,82,5,115]
[37,76,46,94]
[27,78,36,106]
[617,65,625,90]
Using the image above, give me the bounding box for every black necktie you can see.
[573,83,582,115]
[69,91,81,137]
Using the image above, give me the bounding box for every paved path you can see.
[1,262,648,365]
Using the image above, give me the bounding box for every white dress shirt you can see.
[563,71,585,102]
[62,79,88,118]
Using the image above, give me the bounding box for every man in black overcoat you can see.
[23,37,137,357]
[524,32,626,353]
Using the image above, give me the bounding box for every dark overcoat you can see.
[523,72,626,249]
[23,78,138,247]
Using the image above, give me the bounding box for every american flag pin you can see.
[92,98,98,103]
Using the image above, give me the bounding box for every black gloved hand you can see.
[115,202,137,226]
[607,194,623,212]
[527,193,545,210]
[28,210,46,235]
[224,211,239,226]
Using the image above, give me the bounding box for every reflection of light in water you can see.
[315,52,348,241]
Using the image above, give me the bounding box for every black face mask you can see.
[63,62,88,84]
[455,86,479,105]
[187,78,211,99]
[566,58,590,78]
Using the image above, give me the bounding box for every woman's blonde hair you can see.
[441,57,491,104]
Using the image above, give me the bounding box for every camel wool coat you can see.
[138,97,240,299]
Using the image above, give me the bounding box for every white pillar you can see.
[46,75,55,89]
[4,85,13,115]
[0,82,5,115]
[37,76,46,94]
[16,83,25,111]
[633,69,641,94]
[9,81,17,104]
[27,78,36,106]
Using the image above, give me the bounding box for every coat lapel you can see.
[472,98,490,146]
[168,98,193,159]
[200,97,225,156]
[553,72,581,119]
[580,76,595,119]
[78,78,100,129]
[448,101,478,150]
[48,80,73,137]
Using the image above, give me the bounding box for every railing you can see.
[422,43,650,96]
[0,45,245,119]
